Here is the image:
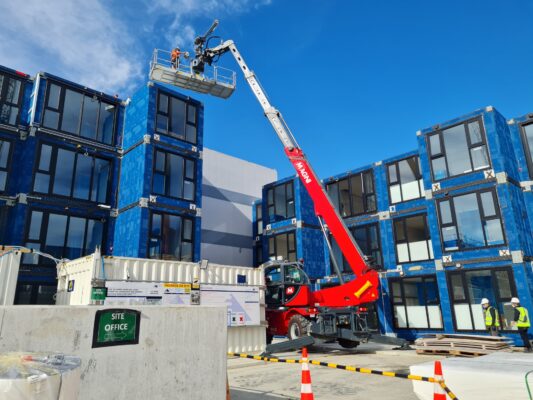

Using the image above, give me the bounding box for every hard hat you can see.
[511,297,520,304]
[481,298,490,305]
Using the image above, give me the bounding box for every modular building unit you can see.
[56,251,266,353]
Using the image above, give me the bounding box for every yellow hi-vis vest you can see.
[485,306,500,327]
[516,307,530,329]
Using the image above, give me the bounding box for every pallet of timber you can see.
[414,333,511,357]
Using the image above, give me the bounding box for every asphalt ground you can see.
[228,340,443,400]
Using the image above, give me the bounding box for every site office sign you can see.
[92,309,141,348]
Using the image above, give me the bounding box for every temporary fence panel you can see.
[0,250,22,305]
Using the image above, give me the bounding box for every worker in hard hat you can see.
[171,47,182,69]
[481,298,500,336]
[510,298,531,352]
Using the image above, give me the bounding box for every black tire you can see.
[266,333,274,345]
[337,338,360,349]
[287,314,309,340]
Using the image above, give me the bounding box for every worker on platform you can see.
[481,298,500,336]
[171,47,182,69]
[511,297,532,352]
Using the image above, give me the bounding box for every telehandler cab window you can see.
[284,265,307,284]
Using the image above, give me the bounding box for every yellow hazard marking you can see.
[382,371,396,377]
[354,280,372,298]
[327,363,337,368]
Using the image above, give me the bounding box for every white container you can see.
[0,352,81,400]
[56,250,266,353]
[0,249,22,305]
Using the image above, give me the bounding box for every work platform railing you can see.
[149,49,236,99]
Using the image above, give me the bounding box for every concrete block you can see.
[0,305,227,400]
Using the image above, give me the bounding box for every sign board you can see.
[91,287,107,301]
[92,309,141,348]
[201,285,260,326]
[67,280,75,292]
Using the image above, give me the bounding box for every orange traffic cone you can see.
[300,347,315,400]
[433,360,447,400]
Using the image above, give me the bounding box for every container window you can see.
[387,156,423,204]
[0,139,12,192]
[42,81,117,145]
[520,123,533,179]
[156,91,198,145]
[266,181,295,223]
[427,117,490,181]
[326,168,376,217]
[151,149,196,202]
[0,72,24,126]
[393,214,433,263]
[33,143,111,204]
[148,212,194,262]
[268,232,296,262]
[437,188,505,251]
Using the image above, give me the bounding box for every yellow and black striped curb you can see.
[227,352,459,400]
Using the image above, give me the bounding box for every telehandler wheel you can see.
[337,338,360,349]
[287,314,309,340]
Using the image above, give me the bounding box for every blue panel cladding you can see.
[417,107,520,191]
[113,206,145,257]
[118,144,148,208]
[299,227,326,279]
[496,182,533,255]
[20,78,34,127]
[295,176,319,226]
[122,84,150,150]
[373,161,389,212]
[507,114,533,182]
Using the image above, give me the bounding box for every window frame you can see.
[151,148,196,202]
[148,212,195,262]
[41,80,118,146]
[31,142,112,204]
[519,121,533,179]
[389,275,443,330]
[436,188,506,252]
[268,232,297,262]
[0,71,25,127]
[0,138,13,193]
[22,209,106,266]
[386,155,423,204]
[266,181,295,222]
[427,117,491,181]
[326,169,377,217]
[446,266,517,332]
[155,90,198,145]
[392,213,433,263]
[254,203,263,236]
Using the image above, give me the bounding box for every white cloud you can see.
[0,0,271,95]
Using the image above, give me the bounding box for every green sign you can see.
[91,287,107,301]
[92,309,140,348]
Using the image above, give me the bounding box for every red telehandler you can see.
[174,20,406,351]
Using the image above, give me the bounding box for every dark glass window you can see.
[33,144,111,203]
[0,139,12,192]
[0,72,24,126]
[254,243,264,267]
[268,232,296,262]
[447,267,516,331]
[331,223,382,273]
[149,212,194,261]
[393,214,433,263]
[22,210,104,265]
[14,284,57,305]
[266,181,295,222]
[156,91,198,144]
[390,276,443,329]
[326,170,376,217]
[437,189,504,251]
[387,156,423,203]
[428,119,490,181]
[254,202,263,236]
[152,150,195,201]
[520,123,533,179]
[42,82,116,145]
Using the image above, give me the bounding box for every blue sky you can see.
[1,0,532,180]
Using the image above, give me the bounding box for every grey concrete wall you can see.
[0,305,227,400]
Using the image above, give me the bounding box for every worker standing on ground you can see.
[511,297,532,352]
[171,47,182,69]
[481,298,500,336]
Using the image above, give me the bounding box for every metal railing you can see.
[150,49,236,87]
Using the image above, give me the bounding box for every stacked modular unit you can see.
[260,176,326,279]
[0,65,122,303]
[114,82,203,262]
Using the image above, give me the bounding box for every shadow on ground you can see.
[230,388,296,399]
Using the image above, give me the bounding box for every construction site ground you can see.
[228,340,443,399]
